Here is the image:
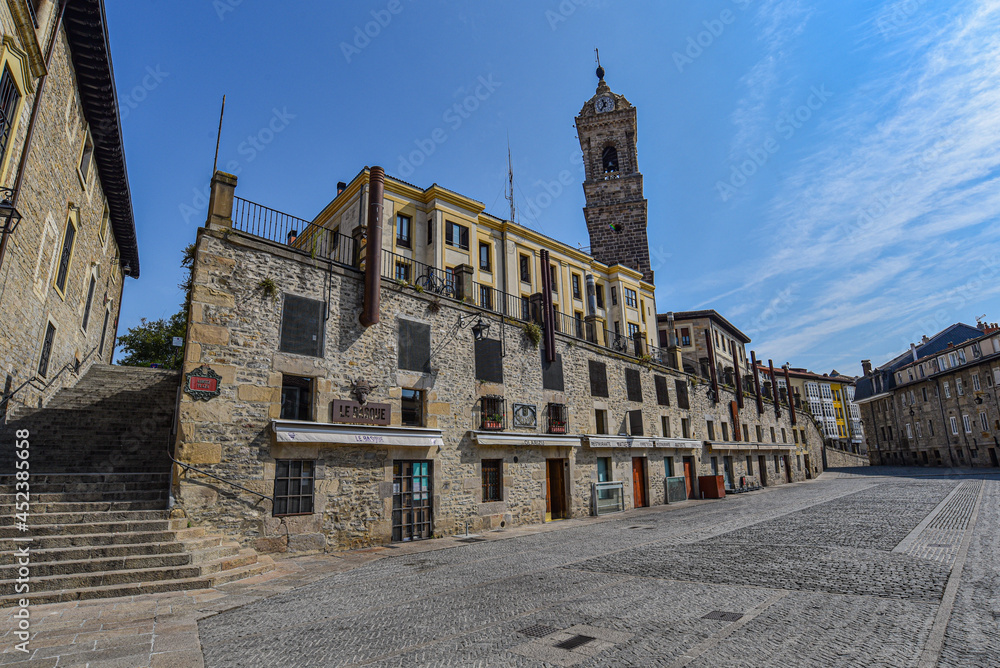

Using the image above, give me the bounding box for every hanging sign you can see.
[184,365,222,401]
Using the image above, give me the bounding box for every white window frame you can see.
[962,414,972,434]
[980,412,989,432]
[972,373,981,391]
[956,378,964,396]
[950,416,958,435]
[943,382,950,398]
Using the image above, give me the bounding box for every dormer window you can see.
[602,145,619,173]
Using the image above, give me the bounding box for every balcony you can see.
[547,402,567,434]
[480,395,505,431]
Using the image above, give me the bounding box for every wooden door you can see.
[546,459,566,520]
[784,456,793,482]
[683,458,694,499]
[804,455,812,479]
[758,456,768,486]
[632,457,647,508]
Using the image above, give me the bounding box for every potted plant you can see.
[483,413,504,430]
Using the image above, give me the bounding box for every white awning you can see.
[709,441,754,451]
[471,432,582,448]
[756,444,796,452]
[585,436,703,449]
[271,420,444,447]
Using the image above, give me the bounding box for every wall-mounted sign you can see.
[512,403,537,428]
[331,399,391,426]
[184,366,222,401]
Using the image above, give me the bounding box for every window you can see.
[958,349,967,364]
[571,274,581,300]
[520,295,530,320]
[550,264,558,292]
[519,254,530,283]
[675,379,689,409]
[445,221,469,250]
[597,457,612,484]
[794,430,799,444]
[396,214,411,248]
[980,412,989,432]
[801,429,807,445]
[625,368,643,402]
[480,395,505,430]
[706,420,716,440]
[479,241,491,271]
[950,416,959,435]
[602,145,619,173]
[611,287,618,306]
[595,409,608,434]
[395,261,410,282]
[721,423,729,441]
[589,361,609,397]
[427,216,434,244]
[781,428,787,443]
[624,288,637,307]
[280,294,326,357]
[547,402,567,433]
[661,416,671,437]
[905,423,913,439]
[98,204,110,245]
[928,420,934,436]
[482,459,502,502]
[445,266,456,293]
[916,423,922,438]
[280,375,312,421]
[770,427,776,443]
[401,389,423,427]
[98,308,110,358]
[628,409,643,436]
[654,375,670,406]
[774,455,780,470]
[81,275,96,331]
[273,460,314,516]
[943,382,950,398]
[595,284,605,309]
[956,378,964,396]
[681,418,690,438]
[922,387,928,402]
[0,66,21,167]
[479,285,493,310]
[664,455,675,477]
[37,322,55,377]
[54,214,77,295]
[398,319,431,373]
[909,390,915,405]
[742,424,749,441]
[963,414,972,433]
[679,328,691,346]
[78,128,95,183]
[973,374,981,391]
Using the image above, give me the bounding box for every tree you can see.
[115,310,186,369]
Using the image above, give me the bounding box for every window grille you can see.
[273,460,314,516]
[547,402,567,434]
[480,395,505,431]
[481,459,502,502]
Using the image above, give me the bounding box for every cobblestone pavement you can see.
[194,468,1000,668]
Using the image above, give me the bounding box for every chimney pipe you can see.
[585,273,597,316]
[783,364,796,425]
[704,328,720,404]
[337,181,347,196]
[539,249,556,362]
[730,341,744,409]
[359,167,385,328]
[861,359,872,376]
[910,343,918,362]
[768,359,780,418]
[750,351,764,415]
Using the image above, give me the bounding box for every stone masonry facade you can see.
[173,194,826,555]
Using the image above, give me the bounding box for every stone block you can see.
[198,252,237,273]
[177,442,222,465]
[253,536,288,554]
[238,384,279,403]
[192,285,236,308]
[462,477,479,491]
[179,482,218,508]
[186,342,202,362]
[189,323,230,345]
[272,353,321,376]
[427,402,452,416]
[179,400,232,424]
[183,362,237,384]
[287,532,327,552]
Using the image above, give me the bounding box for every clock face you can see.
[595,96,615,113]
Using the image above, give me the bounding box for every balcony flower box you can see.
[548,422,566,434]
[482,415,504,431]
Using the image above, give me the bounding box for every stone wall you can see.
[824,447,872,469]
[0,8,126,414]
[175,220,825,553]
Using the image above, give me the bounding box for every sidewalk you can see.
[1,497,719,667]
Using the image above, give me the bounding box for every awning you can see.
[756,444,796,452]
[709,441,754,451]
[471,432,582,448]
[585,436,702,449]
[271,420,444,447]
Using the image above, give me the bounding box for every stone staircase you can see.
[0,365,274,606]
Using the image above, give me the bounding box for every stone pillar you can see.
[529,293,545,325]
[352,226,366,270]
[585,315,600,344]
[456,264,475,301]
[206,171,238,230]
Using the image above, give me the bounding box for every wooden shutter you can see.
[541,349,564,391]
[398,319,431,373]
[279,294,326,357]
[654,375,670,406]
[625,368,643,402]
[589,360,609,397]
[475,338,504,383]
[675,379,690,410]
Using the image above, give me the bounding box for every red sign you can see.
[189,376,218,393]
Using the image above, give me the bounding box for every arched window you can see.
[602,146,619,173]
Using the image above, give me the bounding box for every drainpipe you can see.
[730,341,744,409]
[750,351,764,415]
[768,360,781,418]
[0,0,67,295]
[585,273,596,316]
[539,249,555,363]
[784,364,796,425]
[704,329,719,404]
[359,167,385,328]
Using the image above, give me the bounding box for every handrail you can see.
[166,447,271,502]
[0,345,100,414]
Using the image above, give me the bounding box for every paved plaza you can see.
[4,468,999,667]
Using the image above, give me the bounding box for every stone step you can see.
[0,518,180,538]
[0,552,197,580]
[1,509,169,526]
[1,563,208,593]
[0,500,166,514]
[185,542,242,566]
[0,473,170,484]
[0,528,201,551]
[0,490,168,504]
[0,541,187,565]
[0,555,274,607]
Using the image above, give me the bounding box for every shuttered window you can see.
[589,360,608,397]
[654,375,670,406]
[475,338,503,383]
[0,66,20,167]
[398,319,432,373]
[675,379,690,409]
[541,350,564,391]
[628,409,644,436]
[625,368,642,402]
[279,294,326,357]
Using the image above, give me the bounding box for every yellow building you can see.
[294,169,658,354]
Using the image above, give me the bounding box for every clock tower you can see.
[575,64,652,282]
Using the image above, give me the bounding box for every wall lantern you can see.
[0,188,22,235]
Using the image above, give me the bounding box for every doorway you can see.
[804,454,812,479]
[783,455,793,483]
[683,457,695,499]
[631,457,648,508]
[989,447,999,468]
[392,460,432,542]
[722,456,735,490]
[758,455,768,486]
[545,458,567,521]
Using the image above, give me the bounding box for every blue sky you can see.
[107,0,1000,375]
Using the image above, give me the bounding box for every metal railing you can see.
[231,197,358,268]
[382,248,457,297]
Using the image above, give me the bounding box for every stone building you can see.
[656,309,751,379]
[0,0,138,415]
[854,321,1000,468]
[172,68,825,553]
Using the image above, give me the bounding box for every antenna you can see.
[212,94,226,174]
[595,47,601,68]
[506,133,515,223]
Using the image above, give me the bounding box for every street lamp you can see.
[0,188,22,235]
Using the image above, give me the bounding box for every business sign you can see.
[184,366,222,401]
[331,400,391,426]
[512,403,537,428]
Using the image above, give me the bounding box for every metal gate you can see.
[392,460,432,542]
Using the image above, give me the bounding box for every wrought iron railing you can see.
[480,395,506,431]
[381,248,457,297]
[546,402,567,434]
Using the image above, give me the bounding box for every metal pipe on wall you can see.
[751,351,764,415]
[705,329,719,404]
[359,167,385,328]
[539,249,555,362]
